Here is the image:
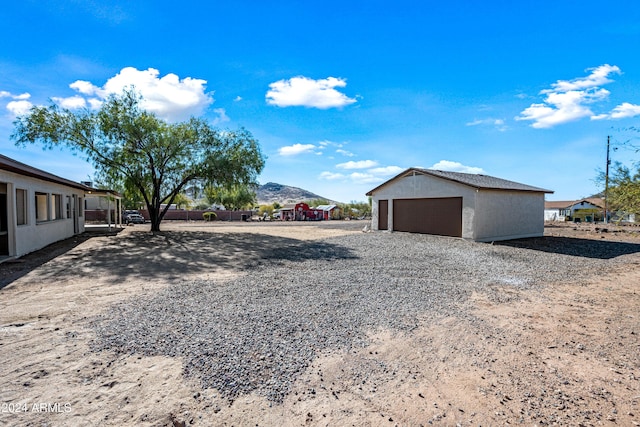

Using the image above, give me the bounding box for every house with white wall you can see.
[544,198,604,222]
[0,154,90,259]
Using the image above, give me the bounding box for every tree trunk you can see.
[150,217,161,232]
[147,204,162,232]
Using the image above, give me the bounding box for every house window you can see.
[16,189,27,225]
[35,192,49,222]
[52,194,63,220]
[66,195,71,218]
[79,197,84,217]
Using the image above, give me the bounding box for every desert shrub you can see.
[203,211,217,221]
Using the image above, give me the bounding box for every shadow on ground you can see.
[496,236,640,259]
[0,232,112,290]
[20,230,358,284]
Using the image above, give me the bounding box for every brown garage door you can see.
[393,197,462,237]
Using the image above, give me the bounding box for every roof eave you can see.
[367,167,553,195]
[0,154,92,192]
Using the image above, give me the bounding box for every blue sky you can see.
[2,1,640,203]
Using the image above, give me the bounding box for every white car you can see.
[125,214,145,224]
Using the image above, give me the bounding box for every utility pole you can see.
[604,135,611,224]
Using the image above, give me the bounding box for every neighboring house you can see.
[276,203,296,221]
[0,154,90,259]
[544,198,605,222]
[275,202,328,221]
[314,204,340,220]
[366,168,553,242]
[544,200,573,221]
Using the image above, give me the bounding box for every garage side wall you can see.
[370,173,477,239]
[474,190,545,242]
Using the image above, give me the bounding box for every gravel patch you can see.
[90,231,635,403]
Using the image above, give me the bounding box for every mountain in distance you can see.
[256,182,337,205]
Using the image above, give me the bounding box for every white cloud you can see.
[211,108,230,125]
[319,163,403,186]
[70,80,98,95]
[336,148,354,157]
[88,98,103,109]
[234,96,242,102]
[266,76,357,109]
[548,64,620,92]
[65,67,214,122]
[516,64,623,128]
[429,160,485,174]
[3,67,212,123]
[278,143,317,156]
[52,95,87,109]
[592,102,640,120]
[2,92,34,116]
[466,117,507,131]
[6,100,33,116]
[368,166,404,175]
[336,160,378,169]
[318,140,336,147]
[319,171,345,180]
[517,91,601,129]
[348,172,381,184]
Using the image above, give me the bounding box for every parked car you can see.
[123,210,140,222]
[125,213,145,224]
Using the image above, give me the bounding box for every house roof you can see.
[0,154,121,196]
[315,204,338,211]
[366,168,553,196]
[580,197,605,209]
[544,200,574,209]
[545,197,605,210]
[0,153,92,191]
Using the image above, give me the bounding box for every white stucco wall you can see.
[544,209,565,221]
[370,172,478,239]
[473,190,545,241]
[0,169,85,258]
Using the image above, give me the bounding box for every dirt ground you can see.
[0,221,639,426]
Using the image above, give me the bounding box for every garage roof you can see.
[367,168,553,195]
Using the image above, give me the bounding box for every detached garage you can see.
[367,168,553,242]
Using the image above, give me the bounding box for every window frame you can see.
[35,192,50,223]
[52,193,63,220]
[16,188,27,226]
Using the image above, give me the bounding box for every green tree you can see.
[172,192,192,210]
[12,89,264,231]
[346,199,372,218]
[306,198,331,207]
[204,183,257,210]
[258,204,274,218]
[600,161,640,218]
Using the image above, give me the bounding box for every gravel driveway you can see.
[90,229,632,405]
